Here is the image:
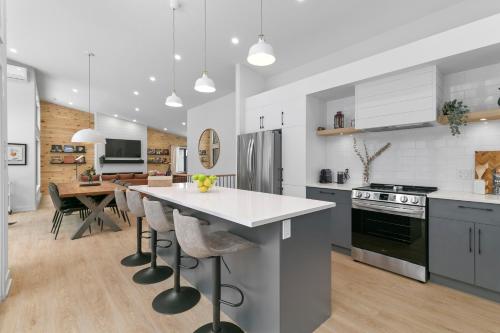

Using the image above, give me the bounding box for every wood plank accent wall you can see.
[147,128,186,173]
[40,102,95,193]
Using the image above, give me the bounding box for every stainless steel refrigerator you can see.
[237,130,282,194]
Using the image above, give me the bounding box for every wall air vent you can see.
[7,64,28,81]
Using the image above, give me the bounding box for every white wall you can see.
[7,65,38,212]
[187,93,236,175]
[94,113,148,174]
[266,1,500,90]
[323,62,500,191]
[235,64,265,135]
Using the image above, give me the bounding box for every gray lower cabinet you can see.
[306,187,351,249]
[429,198,500,294]
[475,223,500,293]
[429,217,474,284]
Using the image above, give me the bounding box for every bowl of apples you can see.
[192,174,218,193]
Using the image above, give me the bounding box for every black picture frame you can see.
[50,144,63,153]
[7,143,27,166]
[75,145,86,153]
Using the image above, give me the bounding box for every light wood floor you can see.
[1,197,500,333]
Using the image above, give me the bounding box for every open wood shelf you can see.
[438,108,500,125]
[316,127,361,137]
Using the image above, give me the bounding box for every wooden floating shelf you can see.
[50,162,86,165]
[438,108,500,125]
[316,127,361,137]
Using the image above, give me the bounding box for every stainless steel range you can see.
[351,183,437,282]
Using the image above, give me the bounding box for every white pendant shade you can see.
[165,91,183,108]
[71,128,106,144]
[247,36,275,67]
[194,72,216,93]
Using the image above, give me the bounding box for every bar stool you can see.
[143,198,201,314]
[173,209,257,333]
[129,191,173,284]
[119,189,151,266]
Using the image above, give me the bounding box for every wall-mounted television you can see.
[105,139,142,158]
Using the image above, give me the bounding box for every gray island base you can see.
[131,184,333,333]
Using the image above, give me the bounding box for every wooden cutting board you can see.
[475,151,500,194]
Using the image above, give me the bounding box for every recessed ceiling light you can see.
[175,54,182,61]
[297,0,306,2]
[9,48,17,54]
[231,37,239,45]
[114,114,118,118]
[133,119,137,123]
[135,107,140,112]
[72,88,78,93]
[149,76,156,82]
[163,128,168,131]
[181,122,186,126]
[133,91,139,95]
[69,101,73,105]
[480,118,487,121]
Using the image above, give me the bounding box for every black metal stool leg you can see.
[152,234,200,314]
[133,229,173,284]
[121,217,151,266]
[194,256,244,333]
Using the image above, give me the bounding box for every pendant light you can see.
[71,52,106,144]
[165,1,183,108]
[194,0,216,93]
[247,0,276,67]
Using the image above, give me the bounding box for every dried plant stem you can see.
[353,137,391,185]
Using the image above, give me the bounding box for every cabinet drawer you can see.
[306,187,352,205]
[429,199,500,226]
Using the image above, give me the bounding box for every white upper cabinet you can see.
[355,65,441,130]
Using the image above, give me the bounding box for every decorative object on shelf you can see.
[75,145,86,153]
[147,156,169,164]
[50,156,63,164]
[63,145,75,153]
[50,145,63,153]
[63,155,76,164]
[441,99,470,136]
[475,151,500,193]
[317,126,326,131]
[194,0,216,93]
[7,143,27,165]
[247,0,275,67]
[198,128,220,169]
[71,52,106,144]
[165,1,183,108]
[147,148,170,155]
[350,119,355,128]
[353,137,391,185]
[334,111,344,129]
[498,88,500,107]
[192,173,217,193]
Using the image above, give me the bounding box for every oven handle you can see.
[352,200,426,219]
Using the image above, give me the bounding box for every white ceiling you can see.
[7,0,463,135]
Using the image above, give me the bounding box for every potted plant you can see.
[441,99,470,136]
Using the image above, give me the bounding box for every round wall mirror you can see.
[198,128,220,169]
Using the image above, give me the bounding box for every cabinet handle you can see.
[478,228,482,255]
[262,116,265,129]
[259,116,262,129]
[458,205,493,212]
[469,227,472,253]
[319,191,335,195]
[281,111,284,126]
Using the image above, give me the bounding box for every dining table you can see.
[57,182,126,240]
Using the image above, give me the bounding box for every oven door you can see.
[352,199,427,267]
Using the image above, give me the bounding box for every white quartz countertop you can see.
[428,191,500,205]
[130,183,335,228]
[307,182,361,191]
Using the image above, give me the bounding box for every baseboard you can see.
[331,244,351,256]
[430,274,500,303]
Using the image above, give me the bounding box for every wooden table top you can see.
[57,182,126,198]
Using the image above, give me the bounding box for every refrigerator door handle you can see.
[248,137,255,190]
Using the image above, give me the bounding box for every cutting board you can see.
[475,151,500,194]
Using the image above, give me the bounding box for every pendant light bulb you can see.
[194,72,216,93]
[71,52,105,144]
[165,91,183,108]
[194,0,216,93]
[247,35,275,66]
[247,0,275,67]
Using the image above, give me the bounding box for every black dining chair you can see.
[48,183,89,240]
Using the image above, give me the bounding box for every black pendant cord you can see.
[203,0,206,73]
[88,52,91,128]
[260,0,263,37]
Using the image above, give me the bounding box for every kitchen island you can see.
[130,183,335,333]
